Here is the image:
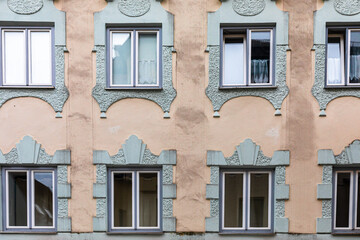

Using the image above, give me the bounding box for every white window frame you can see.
[222,34,247,87]
[28,29,53,86]
[135,31,160,87]
[248,29,273,86]
[347,29,360,86]
[5,169,55,230]
[221,171,272,232]
[326,34,345,86]
[355,171,360,230]
[109,31,134,87]
[110,170,161,231]
[333,171,354,230]
[1,28,53,87]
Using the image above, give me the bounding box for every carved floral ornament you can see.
[232,0,266,16]
[118,0,151,17]
[7,0,44,15]
[334,0,360,16]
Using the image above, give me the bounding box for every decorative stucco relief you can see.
[232,0,266,16]
[334,0,360,16]
[7,0,43,15]
[118,0,151,17]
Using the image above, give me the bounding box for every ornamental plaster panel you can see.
[232,0,266,16]
[118,0,151,17]
[7,0,43,15]
[334,0,360,16]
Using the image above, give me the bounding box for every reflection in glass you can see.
[224,37,245,85]
[34,172,53,227]
[8,172,28,227]
[250,31,271,84]
[30,31,52,85]
[249,173,269,228]
[350,31,360,83]
[336,172,351,228]
[139,172,158,227]
[224,173,243,228]
[112,32,132,85]
[113,173,133,227]
[327,37,342,84]
[138,33,157,85]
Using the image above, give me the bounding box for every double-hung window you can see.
[221,170,273,233]
[326,27,360,86]
[109,169,161,232]
[0,27,53,87]
[108,28,161,89]
[221,28,274,87]
[333,170,360,233]
[3,168,56,232]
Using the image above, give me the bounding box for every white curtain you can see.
[138,60,157,84]
[350,55,360,82]
[251,59,269,83]
[327,57,341,84]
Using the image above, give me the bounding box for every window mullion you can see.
[346,28,349,86]
[28,170,32,229]
[133,30,136,87]
[246,29,250,86]
[25,29,30,86]
[245,172,249,230]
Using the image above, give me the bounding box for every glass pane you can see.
[34,172,53,227]
[350,31,360,83]
[30,31,52,85]
[357,173,360,228]
[8,172,28,227]
[336,172,351,228]
[138,33,157,85]
[224,173,244,228]
[112,32,132,85]
[250,173,269,228]
[113,173,133,227]
[327,37,342,84]
[251,31,271,84]
[139,172,158,227]
[3,30,26,85]
[223,37,245,85]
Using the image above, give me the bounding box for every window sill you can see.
[105,86,163,90]
[0,86,55,89]
[332,231,360,235]
[107,231,163,235]
[325,85,360,89]
[219,231,275,235]
[219,85,277,89]
[0,231,57,234]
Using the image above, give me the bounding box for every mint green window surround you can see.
[0,0,68,118]
[317,140,360,233]
[206,139,290,233]
[93,135,177,233]
[313,0,360,117]
[92,0,176,119]
[0,136,72,233]
[206,0,289,117]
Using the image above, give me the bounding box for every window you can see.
[326,27,360,86]
[108,28,161,89]
[3,168,55,232]
[221,170,273,233]
[109,169,161,232]
[0,27,53,87]
[221,28,274,87]
[333,170,360,233]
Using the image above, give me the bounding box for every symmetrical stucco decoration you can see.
[0,0,68,117]
[232,0,266,16]
[313,0,360,116]
[118,0,151,17]
[7,0,43,15]
[334,0,360,16]
[317,140,360,233]
[93,0,176,119]
[0,136,71,232]
[206,0,289,117]
[93,135,177,232]
[206,139,290,233]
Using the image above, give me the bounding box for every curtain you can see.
[251,59,269,84]
[350,54,360,83]
[138,60,157,84]
[327,58,342,84]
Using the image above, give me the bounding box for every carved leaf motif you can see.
[232,0,266,16]
[8,0,43,15]
[334,0,360,16]
[122,135,146,164]
[118,0,151,17]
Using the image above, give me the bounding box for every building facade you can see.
[0,0,359,239]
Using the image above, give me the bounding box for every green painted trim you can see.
[316,218,332,233]
[206,139,290,233]
[318,149,336,165]
[93,135,177,232]
[317,184,332,200]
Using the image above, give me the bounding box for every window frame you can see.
[220,169,274,234]
[2,167,57,232]
[220,27,276,88]
[332,169,360,234]
[107,27,162,90]
[0,26,55,88]
[108,168,162,233]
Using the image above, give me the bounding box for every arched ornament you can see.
[334,0,360,16]
[233,0,266,16]
[118,0,151,17]
[8,0,43,15]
